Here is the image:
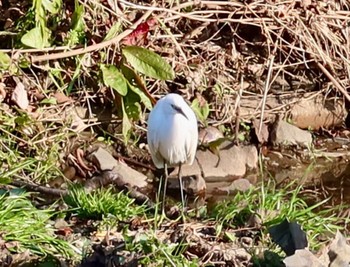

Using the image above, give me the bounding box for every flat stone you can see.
[167,174,206,195]
[90,147,148,189]
[283,249,325,267]
[169,142,258,192]
[270,119,313,147]
[199,143,258,181]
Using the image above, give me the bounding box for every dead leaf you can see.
[55,227,73,237]
[54,92,72,104]
[11,82,29,110]
[122,19,157,46]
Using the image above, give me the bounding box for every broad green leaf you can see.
[128,84,152,110]
[101,64,128,96]
[124,90,142,121]
[122,46,175,80]
[121,98,132,143]
[120,64,152,110]
[0,52,11,70]
[0,52,17,74]
[21,26,51,48]
[104,22,122,41]
[42,0,61,14]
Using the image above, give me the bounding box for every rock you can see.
[90,147,148,189]
[234,92,347,130]
[253,119,269,144]
[169,142,258,195]
[283,231,350,267]
[167,174,206,195]
[170,143,258,181]
[283,249,326,267]
[270,119,312,147]
[209,178,253,195]
[199,143,258,181]
[289,94,347,130]
[328,231,350,267]
[198,126,224,145]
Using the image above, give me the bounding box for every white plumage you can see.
[147,93,198,213]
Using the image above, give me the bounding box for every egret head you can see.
[161,93,188,119]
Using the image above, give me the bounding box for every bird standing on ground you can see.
[147,93,198,214]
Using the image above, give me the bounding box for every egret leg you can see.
[178,163,186,218]
[162,162,169,216]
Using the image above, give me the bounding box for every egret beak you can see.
[171,104,188,120]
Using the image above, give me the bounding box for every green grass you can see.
[0,106,68,184]
[210,179,347,251]
[64,186,146,221]
[0,191,74,258]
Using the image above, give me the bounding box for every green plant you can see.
[101,45,175,142]
[20,0,62,48]
[211,179,347,250]
[0,191,74,257]
[125,232,198,267]
[191,97,210,126]
[0,105,71,184]
[64,186,145,220]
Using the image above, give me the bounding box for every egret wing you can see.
[184,107,198,165]
[147,106,165,169]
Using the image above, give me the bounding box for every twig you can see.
[11,180,67,196]
[317,62,350,103]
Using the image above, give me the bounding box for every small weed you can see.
[126,232,198,267]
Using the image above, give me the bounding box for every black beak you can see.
[171,104,188,120]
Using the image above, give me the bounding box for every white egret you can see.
[147,93,198,214]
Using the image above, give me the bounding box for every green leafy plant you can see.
[191,98,210,125]
[20,0,62,48]
[100,45,175,142]
[122,46,175,80]
[66,0,85,46]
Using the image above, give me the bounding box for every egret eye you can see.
[171,104,180,112]
[171,104,188,119]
